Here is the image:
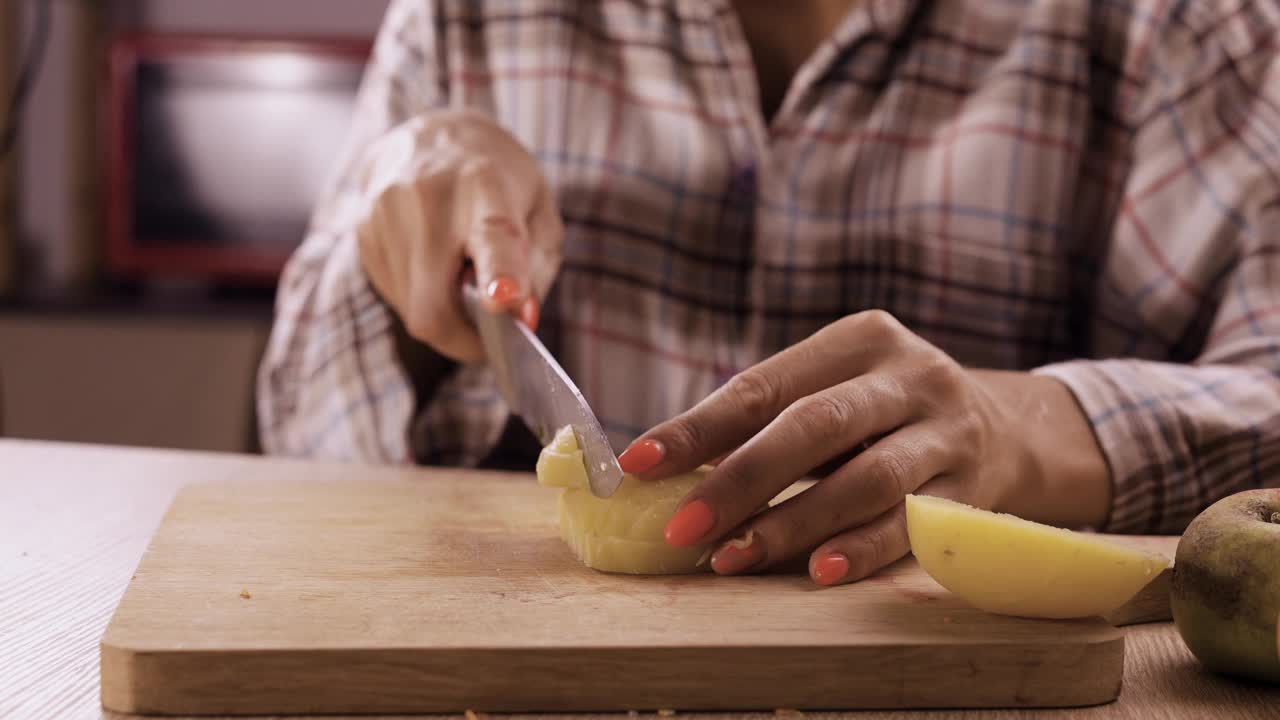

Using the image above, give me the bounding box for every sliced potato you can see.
[537,426,712,574]
[535,425,592,489]
[905,494,1169,619]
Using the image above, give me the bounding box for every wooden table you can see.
[2,439,1277,719]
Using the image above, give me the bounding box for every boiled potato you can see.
[537,426,712,574]
[905,494,1169,619]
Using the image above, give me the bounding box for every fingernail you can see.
[813,553,850,586]
[618,438,664,475]
[520,296,540,331]
[711,531,763,574]
[487,276,520,306]
[664,499,715,547]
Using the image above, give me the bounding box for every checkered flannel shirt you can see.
[259,0,1280,534]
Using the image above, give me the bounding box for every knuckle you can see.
[949,411,991,468]
[371,181,420,223]
[476,213,523,240]
[920,356,965,402]
[663,417,708,460]
[865,445,917,503]
[724,369,784,420]
[710,455,756,499]
[762,511,809,558]
[847,519,905,580]
[786,393,851,440]
[952,410,984,449]
[416,167,454,197]
[449,107,489,128]
[459,155,498,182]
[856,309,903,342]
[923,354,959,383]
[853,531,889,575]
[870,374,909,416]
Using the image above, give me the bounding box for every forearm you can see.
[970,369,1111,530]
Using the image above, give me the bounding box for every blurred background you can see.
[0,0,389,453]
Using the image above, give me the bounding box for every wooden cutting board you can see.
[100,472,1178,715]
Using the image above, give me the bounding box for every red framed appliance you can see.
[105,34,372,282]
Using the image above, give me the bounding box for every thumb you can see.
[461,162,533,318]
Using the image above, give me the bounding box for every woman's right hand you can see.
[355,109,563,363]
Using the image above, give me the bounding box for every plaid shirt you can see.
[259,0,1280,534]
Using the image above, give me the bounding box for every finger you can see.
[404,247,483,362]
[808,436,883,479]
[393,186,482,363]
[666,374,914,550]
[516,186,561,334]
[808,502,912,586]
[525,184,564,303]
[705,423,953,574]
[519,296,540,333]
[808,477,969,586]
[459,160,532,315]
[364,189,466,356]
[619,310,910,478]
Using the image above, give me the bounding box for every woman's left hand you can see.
[616,309,1110,585]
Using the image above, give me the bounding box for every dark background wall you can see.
[17,0,390,290]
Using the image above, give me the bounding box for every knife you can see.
[461,283,624,498]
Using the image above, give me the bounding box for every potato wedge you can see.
[905,494,1169,619]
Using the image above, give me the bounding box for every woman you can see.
[259,0,1280,586]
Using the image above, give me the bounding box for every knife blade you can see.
[461,283,623,498]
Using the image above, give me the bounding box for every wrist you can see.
[972,369,1111,529]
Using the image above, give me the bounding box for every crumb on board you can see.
[775,709,804,718]
[239,589,252,600]
[658,709,676,716]
[725,529,755,550]
[465,710,489,720]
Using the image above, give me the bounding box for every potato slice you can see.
[535,425,593,489]
[537,426,712,574]
[905,494,1169,619]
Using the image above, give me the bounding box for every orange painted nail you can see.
[711,532,763,574]
[813,553,850,586]
[520,296,540,331]
[664,499,715,547]
[486,276,520,306]
[618,438,664,475]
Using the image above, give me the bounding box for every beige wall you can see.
[0,315,270,452]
